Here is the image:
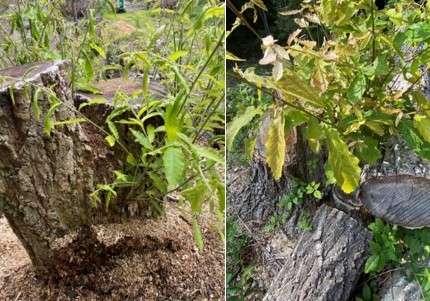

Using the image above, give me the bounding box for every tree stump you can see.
[263,204,372,301]
[0,61,142,277]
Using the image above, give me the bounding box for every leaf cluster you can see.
[227,0,430,194]
[365,219,430,299]
[278,177,322,211]
[2,0,226,252]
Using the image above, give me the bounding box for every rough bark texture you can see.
[263,204,372,301]
[227,161,292,222]
[0,61,142,276]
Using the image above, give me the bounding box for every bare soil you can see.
[0,203,225,301]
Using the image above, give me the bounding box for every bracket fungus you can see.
[359,175,430,229]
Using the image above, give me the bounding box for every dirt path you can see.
[0,203,225,301]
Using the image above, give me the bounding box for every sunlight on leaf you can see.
[326,128,360,193]
[265,109,285,180]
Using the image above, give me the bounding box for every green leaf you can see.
[106,105,129,121]
[265,109,285,180]
[169,50,188,62]
[164,94,183,142]
[284,108,309,132]
[82,50,94,80]
[78,97,107,110]
[226,106,260,150]
[130,128,152,150]
[44,102,61,136]
[171,65,190,93]
[326,128,361,193]
[365,254,380,274]
[362,283,372,301]
[33,87,42,120]
[53,118,87,126]
[163,146,185,189]
[305,117,323,154]
[413,114,430,143]
[195,146,224,164]
[147,124,155,144]
[181,182,206,213]
[148,171,167,194]
[107,121,119,140]
[90,41,105,59]
[354,137,382,164]
[105,135,116,147]
[141,66,150,100]
[216,181,225,212]
[347,73,366,105]
[192,215,204,252]
[245,136,257,162]
[9,85,14,104]
[363,55,390,77]
[135,52,150,66]
[398,119,430,161]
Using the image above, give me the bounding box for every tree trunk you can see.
[263,204,372,301]
[0,61,142,277]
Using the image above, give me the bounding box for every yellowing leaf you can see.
[251,0,268,11]
[226,51,246,61]
[366,121,385,136]
[310,65,328,92]
[413,114,430,142]
[265,109,285,180]
[326,128,361,193]
[163,146,185,189]
[243,69,324,108]
[280,9,302,16]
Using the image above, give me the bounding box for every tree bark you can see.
[263,204,372,301]
[0,61,142,277]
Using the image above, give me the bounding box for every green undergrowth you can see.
[0,0,226,251]
[226,216,254,301]
[360,219,430,300]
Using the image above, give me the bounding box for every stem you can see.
[226,0,262,40]
[178,31,225,116]
[370,0,376,62]
[227,71,342,131]
[193,92,225,144]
